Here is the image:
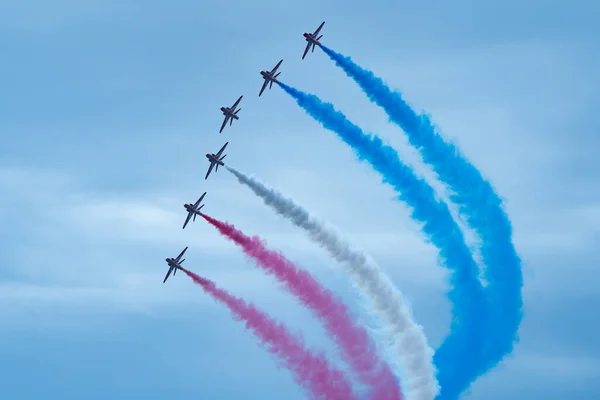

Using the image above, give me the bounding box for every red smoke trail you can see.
[181,268,357,400]
[201,213,403,400]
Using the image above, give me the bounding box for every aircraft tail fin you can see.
[216,163,219,172]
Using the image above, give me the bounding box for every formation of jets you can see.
[163,21,326,283]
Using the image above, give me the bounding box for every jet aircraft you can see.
[219,95,243,133]
[259,59,283,96]
[205,142,228,179]
[302,21,325,59]
[164,246,188,283]
[182,192,206,229]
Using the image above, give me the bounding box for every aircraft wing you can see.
[259,79,268,96]
[205,161,215,179]
[163,266,174,283]
[313,21,325,36]
[231,95,243,109]
[194,192,206,207]
[270,59,283,74]
[175,246,188,262]
[182,211,193,229]
[220,115,229,133]
[302,42,311,59]
[215,142,228,157]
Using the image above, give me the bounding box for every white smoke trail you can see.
[226,165,439,400]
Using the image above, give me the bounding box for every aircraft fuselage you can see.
[206,154,224,166]
[304,33,320,45]
[184,204,199,213]
[221,107,239,122]
[260,71,274,81]
[166,258,177,267]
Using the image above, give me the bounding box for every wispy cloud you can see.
[0,166,322,322]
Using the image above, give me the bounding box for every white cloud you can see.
[0,162,452,342]
[0,264,297,332]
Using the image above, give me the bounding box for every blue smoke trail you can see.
[320,44,523,397]
[277,81,489,399]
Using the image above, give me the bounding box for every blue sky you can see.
[1,0,599,398]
